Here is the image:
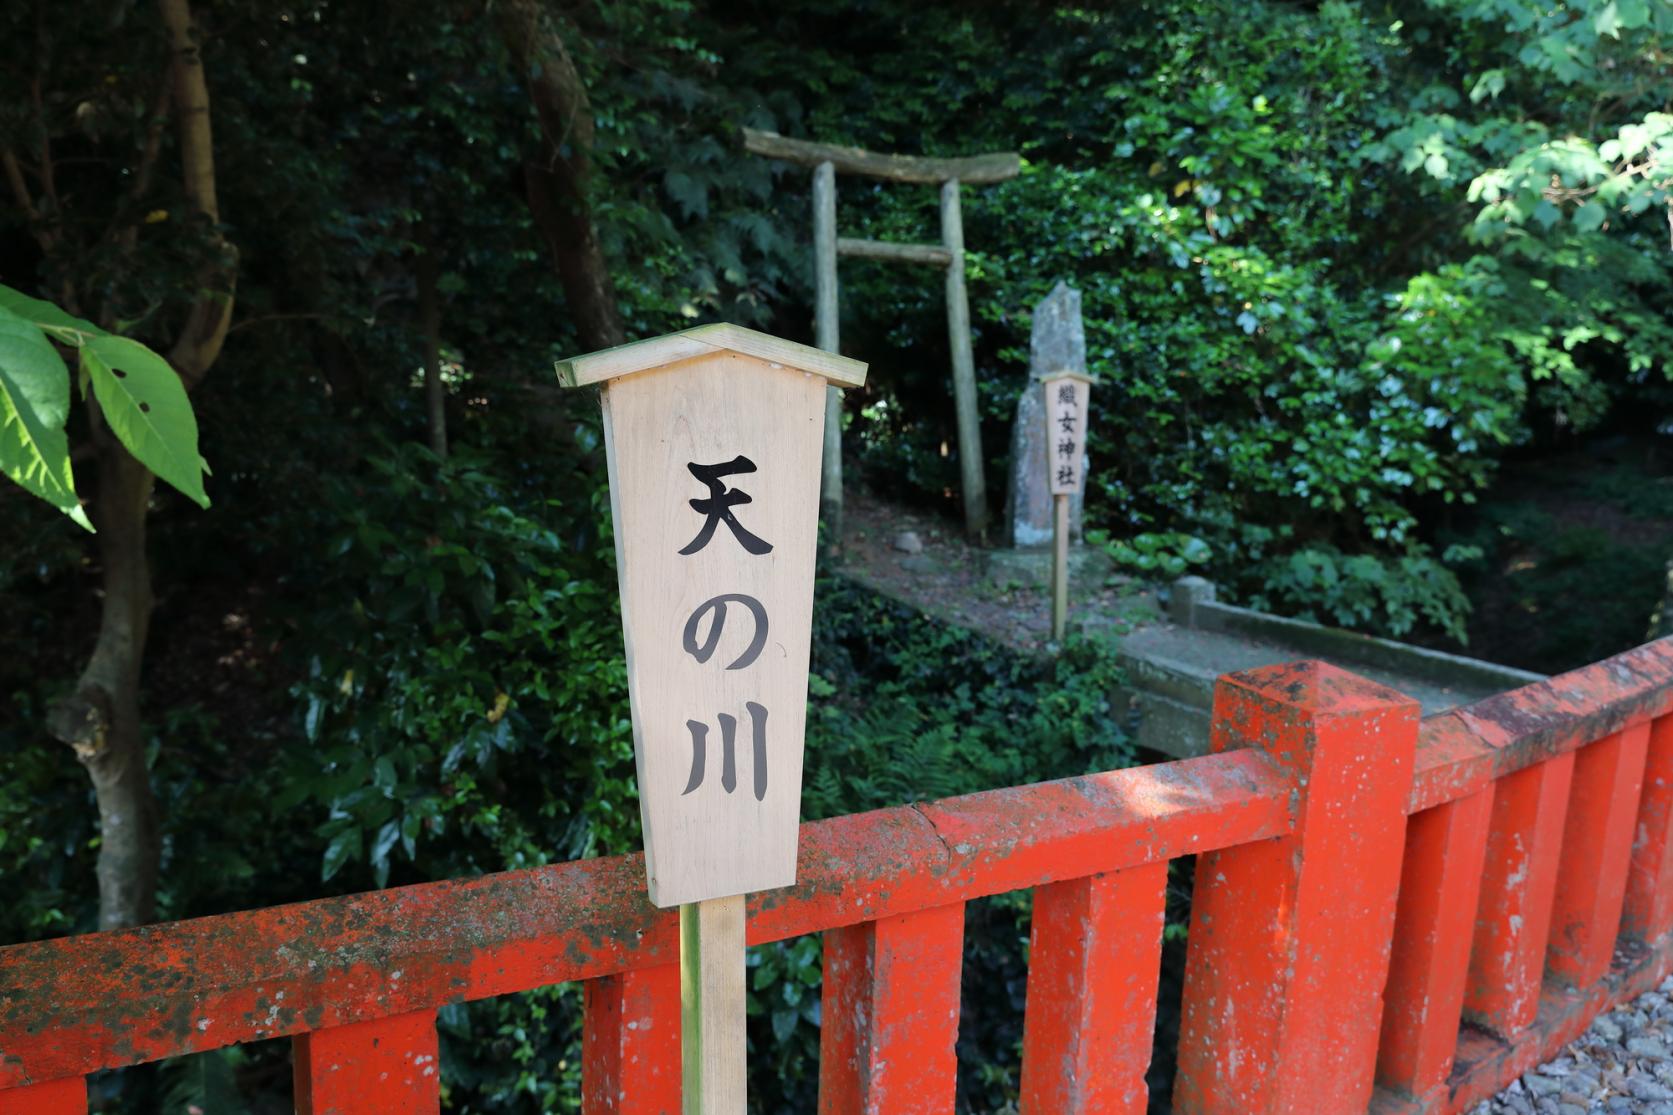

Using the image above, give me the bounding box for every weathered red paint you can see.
[1175,661,1419,1115]
[914,751,1288,899]
[1376,786,1493,1101]
[6,641,1673,1115]
[0,751,1288,1089]
[582,963,679,1114]
[293,1010,439,1114]
[1623,713,1673,941]
[1020,862,1165,1114]
[1547,722,1650,988]
[1441,937,1673,1113]
[1409,638,1673,813]
[1464,752,1575,1036]
[819,903,964,1115]
[0,849,671,1089]
[0,1077,83,1115]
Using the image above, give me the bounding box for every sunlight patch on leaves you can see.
[0,306,89,529]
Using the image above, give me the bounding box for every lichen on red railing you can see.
[5,640,1673,1114]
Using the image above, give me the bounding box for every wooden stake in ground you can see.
[1042,372,1093,641]
[813,161,841,544]
[557,325,868,1114]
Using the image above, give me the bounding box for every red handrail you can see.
[4,640,1673,1114]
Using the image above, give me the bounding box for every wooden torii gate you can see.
[742,129,1020,542]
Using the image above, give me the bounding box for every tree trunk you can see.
[416,227,447,458]
[43,0,232,931]
[47,444,160,931]
[495,0,624,351]
[160,0,235,386]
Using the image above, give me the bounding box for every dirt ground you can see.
[837,487,1158,653]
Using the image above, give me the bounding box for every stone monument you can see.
[1007,281,1087,547]
[987,281,1108,597]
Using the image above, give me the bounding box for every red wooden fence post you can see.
[1174,661,1419,1115]
[294,1010,440,1114]
[1376,787,1494,1101]
[1548,723,1650,988]
[0,1077,84,1115]
[1020,861,1167,1115]
[582,963,680,1115]
[1463,752,1575,1036]
[818,903,965,1115]
[1624,715,1673,942]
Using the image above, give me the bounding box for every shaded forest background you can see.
[3,0,1672,1111]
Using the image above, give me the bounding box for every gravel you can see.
[1469,977,1673,1115]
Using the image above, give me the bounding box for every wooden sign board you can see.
[558,324,867,908]
[1042,372,1093,495]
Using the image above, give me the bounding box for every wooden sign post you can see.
[557,324,867,1113]
[1042,372,1093,641]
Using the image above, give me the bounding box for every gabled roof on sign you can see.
[1039,369,1099,385]
[555,323,868,389]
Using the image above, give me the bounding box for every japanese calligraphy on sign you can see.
[558,324,867,908]
[1042,371,1093,495]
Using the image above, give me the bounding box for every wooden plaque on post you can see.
[558,324,867,908]
[1042,371,1093,495]
[1041,371,1094,641]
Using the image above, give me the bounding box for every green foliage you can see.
[805,579,1131,818]
[1364,0,1673,444]
[747,933,823,1076]
[769,1,1535,640]
[279,442,634,888]
[1245,543,1479,643]
[1093,530,1212,580]
[0,284,208,527]
[158,1048,249,1115]
[0,692,95,939]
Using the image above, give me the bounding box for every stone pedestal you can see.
[982,546,1113,593]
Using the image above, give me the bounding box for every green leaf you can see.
[371,819,401,865]
[1573,201,1608,231]
[1616,0,1650,30]
[83,335,210,507]
[321,827,362,882]
[0,283,105,344]
[0,307,90,529]
[1596,0,1623,37]
[1469,69,1506,103]
[770,1008,798,1042]
[1532,199,1562,228]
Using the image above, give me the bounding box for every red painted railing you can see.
[7,643,1673,1113]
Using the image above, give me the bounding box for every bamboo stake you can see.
[940,178,989,542]
[682,894,746,1114]
[814,161,843,547]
